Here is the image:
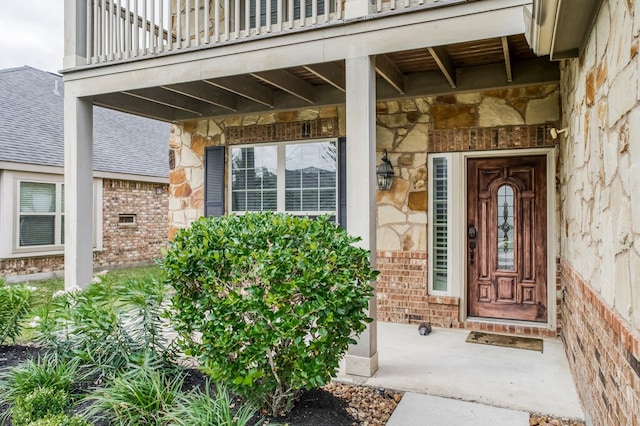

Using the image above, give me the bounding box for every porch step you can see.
[387,393,529,426]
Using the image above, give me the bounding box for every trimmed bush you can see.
[11,387,70,426]
[26,413,92,426]
[161,212,377,416]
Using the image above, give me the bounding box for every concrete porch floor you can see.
[336,322,584,422]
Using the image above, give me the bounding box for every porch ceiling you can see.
[90,33,557,123]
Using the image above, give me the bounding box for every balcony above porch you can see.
[62,0,562,123]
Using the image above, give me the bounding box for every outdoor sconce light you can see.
[376,149,395,191]
[549,127,568,140]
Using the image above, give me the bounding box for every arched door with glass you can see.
[467,156,547,322]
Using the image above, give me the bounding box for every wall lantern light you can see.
[376,149,395,191]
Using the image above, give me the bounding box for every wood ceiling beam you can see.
[123,87,207,115]
[501,36,513,82]
[250,70,315,103]
[375,54,405,94]
[93,93,180,122]
[427,46,456,88]
[302,63,345,93]
[161,81,237,111]
[205,76,274,107]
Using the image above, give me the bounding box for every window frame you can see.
[0,171,102,258]
[228,138,339,218]
[427,152,465,297]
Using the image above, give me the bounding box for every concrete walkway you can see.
[336,322,585,424]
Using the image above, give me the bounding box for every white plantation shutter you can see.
[432,157,448,292]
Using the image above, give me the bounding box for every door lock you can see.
[468,225,477,239]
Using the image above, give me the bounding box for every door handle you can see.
[469,241,476,265]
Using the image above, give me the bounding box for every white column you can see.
[344,0,372,20]
[345,55,378,377]
[64,94,94,290]
[64,0,88,69]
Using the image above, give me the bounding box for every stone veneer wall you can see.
[374,85,560,327]
[558,0,640,423]
[169,84,560,333]
[0,179,168,279]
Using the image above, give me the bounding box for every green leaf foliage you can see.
[84,357,184,426]
[168,381,261,426]
[161,212,377,416]
[0,280,33,345]
[35,272,176,379]
[11,387,71,426]
[0,355,81,408]
[25,413,92,426]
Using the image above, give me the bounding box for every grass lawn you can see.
[12,265,163,343]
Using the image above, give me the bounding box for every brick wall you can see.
[0,179,169,280]
[376,251,459,327]
[560,258,640,425]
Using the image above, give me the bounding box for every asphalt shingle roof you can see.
[0,66,169,178]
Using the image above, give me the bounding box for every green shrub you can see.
[0,355,81,422]
[161,212,377,416]
[26,413,92,426]
[169,382,261,426]
[0,280,33,345]
[84,358,184,426]
[35,272,175,379]
[11,387,70,426]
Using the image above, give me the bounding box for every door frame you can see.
[428,147,557,328]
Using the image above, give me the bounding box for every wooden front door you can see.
[467,156,547,322]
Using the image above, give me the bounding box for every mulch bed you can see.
[0,344,585,426]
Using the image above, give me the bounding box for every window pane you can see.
[497,185,515,270]
[302,189,319,210]
[432,157,448,292]
[285,190,301,211]
[20,182,55,213]
[319,189,336,209]
[61,215,64,244]
[285,142,336,213]
[20,216,55,246]
[231,146,277,212]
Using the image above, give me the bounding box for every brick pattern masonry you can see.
[561,259,640,426]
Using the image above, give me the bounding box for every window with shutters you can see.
[230,139,338,219]
[428,154,456,295]
[431,157,448,292]
[1,172,102,256]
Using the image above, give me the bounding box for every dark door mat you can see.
[466,331,544,352]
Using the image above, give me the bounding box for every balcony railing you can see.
[82,0,444,65]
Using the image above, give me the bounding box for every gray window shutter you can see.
[205,146,225,217]
[337,137,346,230]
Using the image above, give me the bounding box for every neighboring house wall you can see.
[168,83,561,335]
[558,0,640,424]
[0,178,168,281]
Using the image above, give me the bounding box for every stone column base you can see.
[345,352,379,377]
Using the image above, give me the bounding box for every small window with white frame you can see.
[18,180,65,248]
[2,172,103,257]
[230,139,337,219]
